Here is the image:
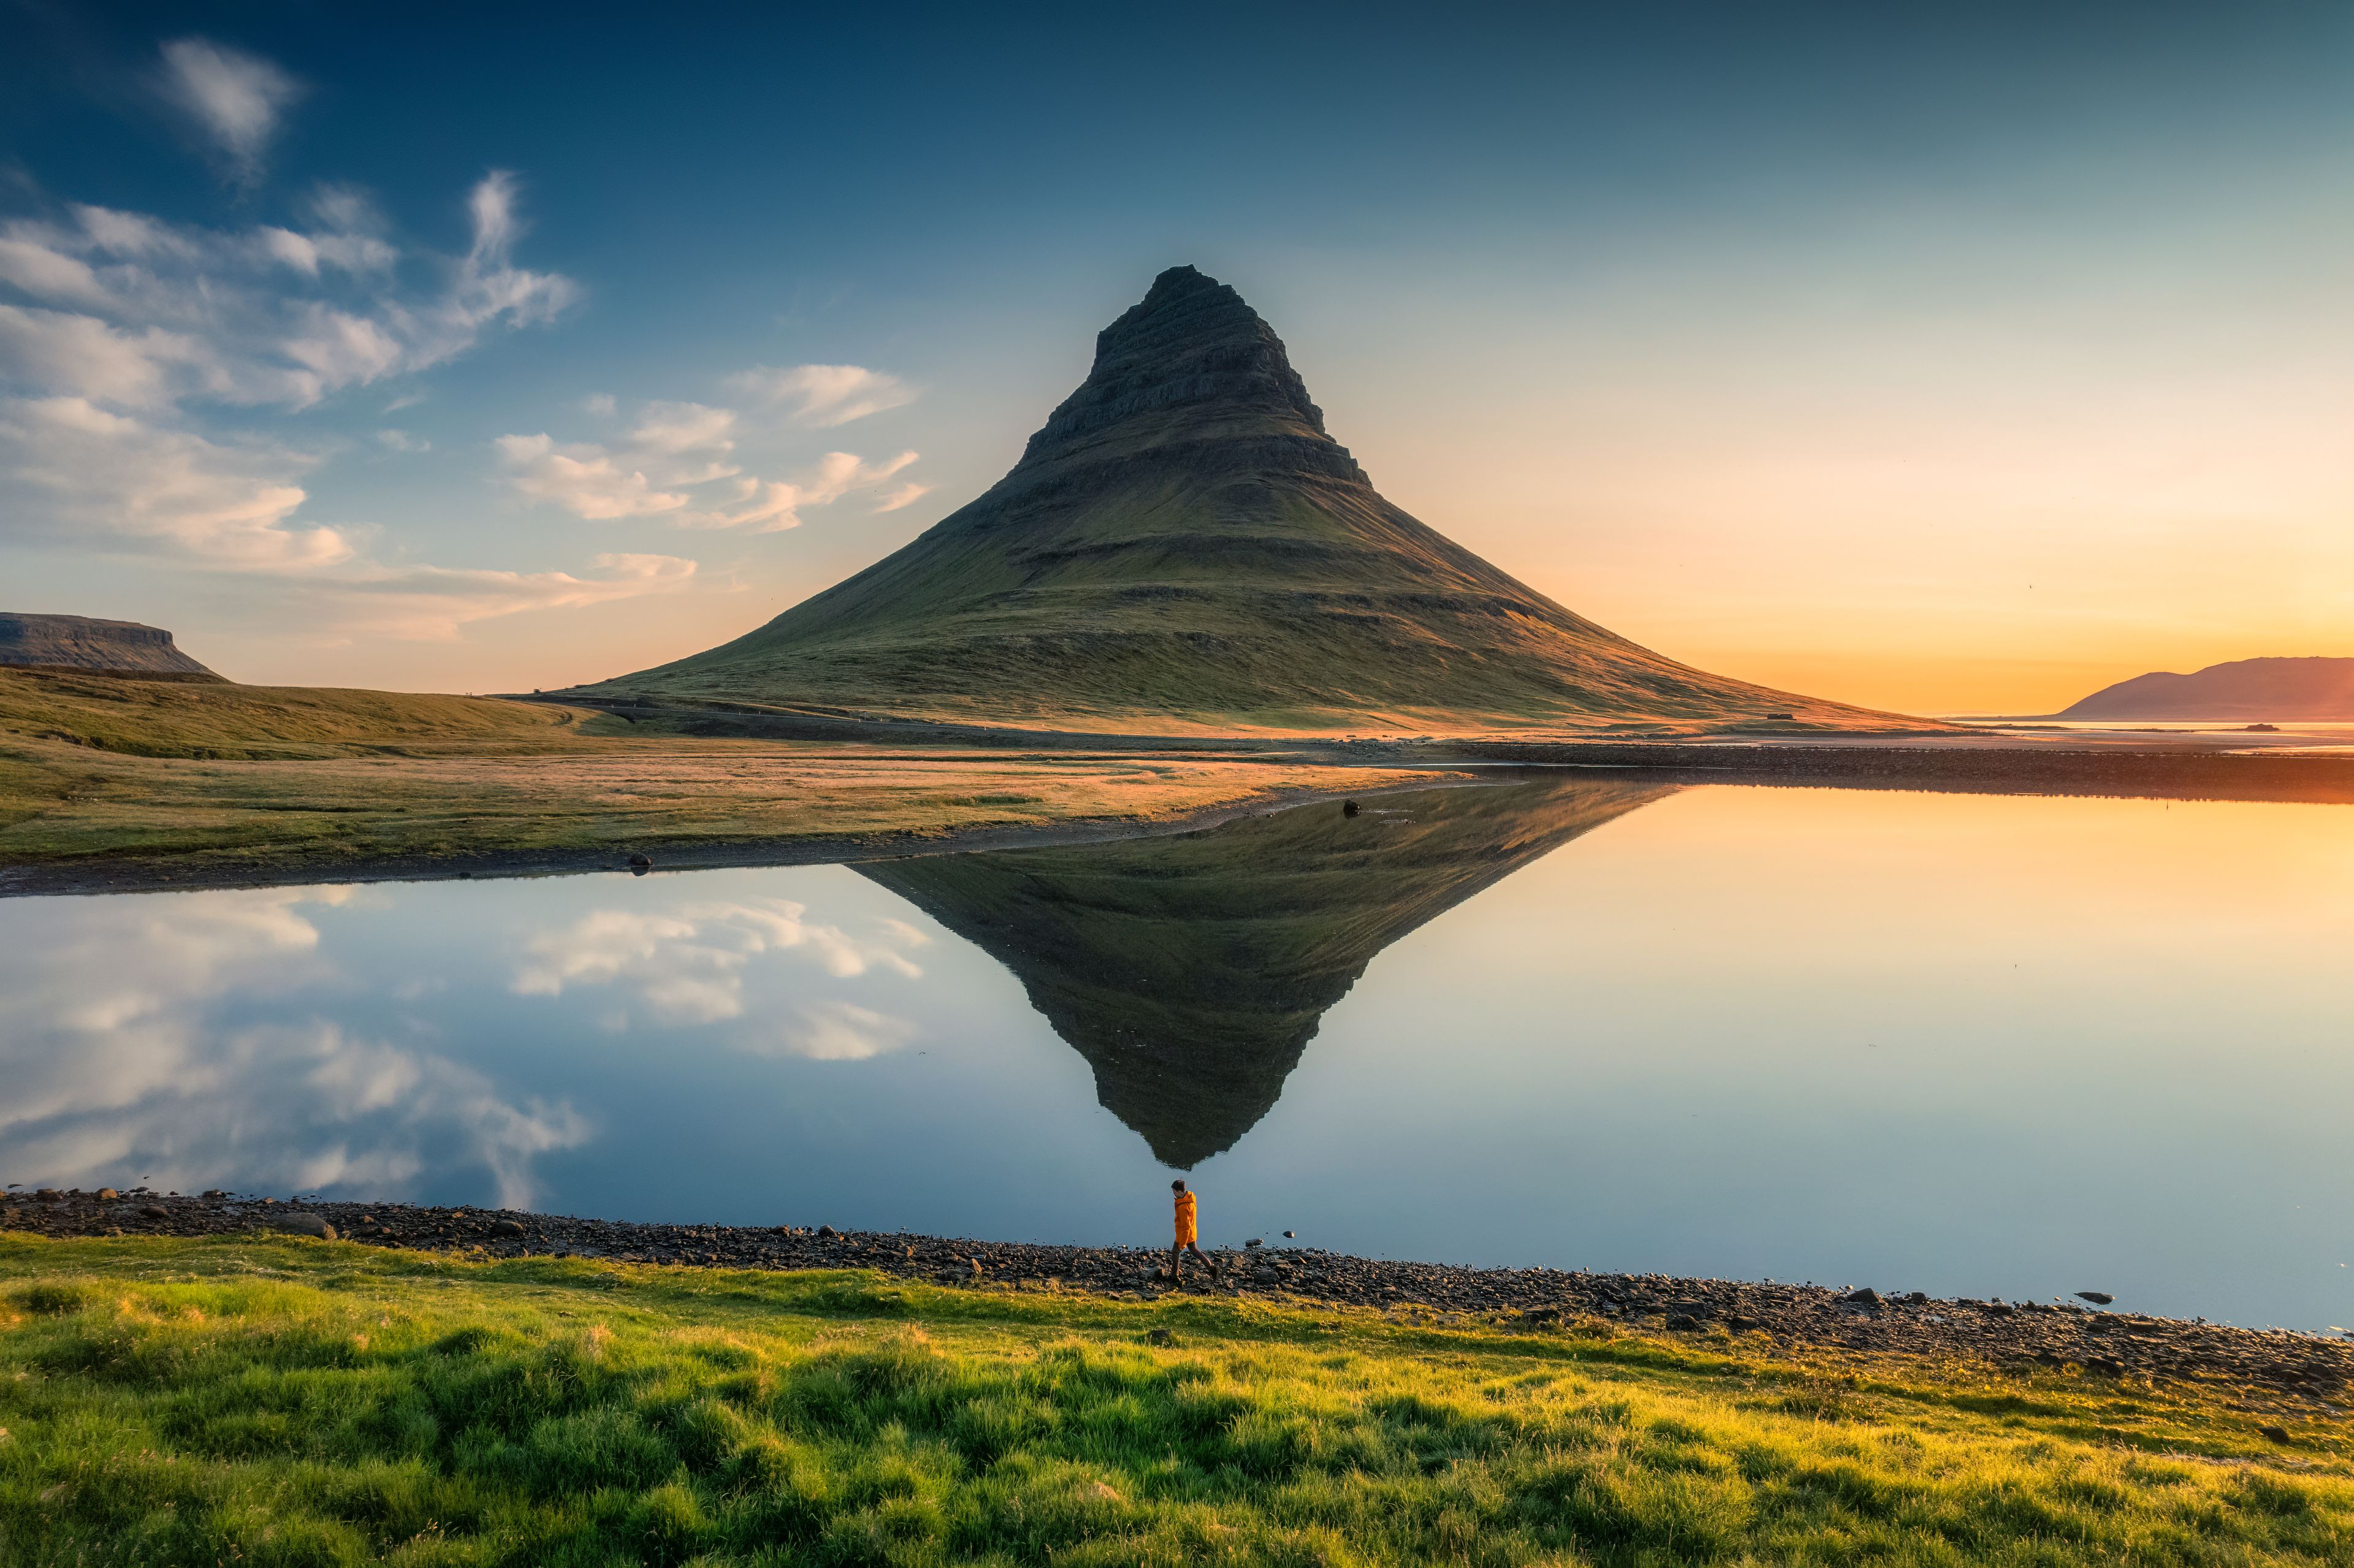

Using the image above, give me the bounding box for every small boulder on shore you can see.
[259,1212,335,1241]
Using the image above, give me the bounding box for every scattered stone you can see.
[1282,1230,1295,1238]
[1844,1288,1881,1306]
[628,853,653,871]
[95,1188,118,1201]
[15,1198,2349,1402]
[2258,1425,2292,1445]
[1342,800,1360,817]
[1245,1238,1262,1249]
[260,1211,335,1241]
[2076,1291,2115,1306]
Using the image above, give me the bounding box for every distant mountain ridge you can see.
[2059,658,2354,721]
[586,265,1918,736]
[0,614,218,679]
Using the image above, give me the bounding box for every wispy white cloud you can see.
[726,362,916,427]
[498,381,920,530]
[158,37,305,188]
[0,395,347,569]
[0,175,577,412]
[0,887,591,1206]
[0,174,660,637]
[302,553,699,641]
[495,432,693,519]
[512,899,924,1029]
[628,400,736,455]
[872,480,933,512]
[763,1001,918,1062]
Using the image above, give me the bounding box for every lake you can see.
[4,778,2349,1334]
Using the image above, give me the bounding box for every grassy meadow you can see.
[0,670,1423,880]
[2,1235,2347,1566]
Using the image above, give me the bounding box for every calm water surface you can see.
[4,781,2350,1333]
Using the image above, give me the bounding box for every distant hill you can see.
[0,613,218,679]
[585,265,1917,736]
[2059,658,2354,721]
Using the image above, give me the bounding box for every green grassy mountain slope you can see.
[859,778,1674,1165]
[588,267,1915,736]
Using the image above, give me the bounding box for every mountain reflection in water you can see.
[858,778,1675,1166]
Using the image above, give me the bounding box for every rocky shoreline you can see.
[8,1188,2348,1420]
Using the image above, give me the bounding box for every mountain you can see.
[857,777,1674,1166]
[2059,658,2354,721]
[588,266,1913,736]
[0,614,218,679]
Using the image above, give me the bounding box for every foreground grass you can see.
[2,1237,2347,1566]
[0,671,1420,876]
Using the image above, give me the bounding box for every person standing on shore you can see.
[1167,1178,1217,1283]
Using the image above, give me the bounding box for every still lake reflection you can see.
[4,780,2350,1333]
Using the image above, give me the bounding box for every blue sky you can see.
[3,2,2348,708]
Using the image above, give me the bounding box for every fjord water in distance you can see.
[4,782,2348,1334]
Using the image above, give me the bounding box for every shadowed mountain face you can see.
[596,267,1906,735]
[858,778,1674,1165]
[0,614,217,678]
[2059,658,2354,721]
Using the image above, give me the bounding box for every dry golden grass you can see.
[0,670,1431,879]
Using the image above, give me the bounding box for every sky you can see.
[2,1,2348,715]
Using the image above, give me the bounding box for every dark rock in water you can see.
[628,853,653,869]
[0,612,219,678]
[1282,1230,1295,1238]
[1245,1238,1262,1249]
[2076,1290,2115,1306]
[261,1211,335,1240]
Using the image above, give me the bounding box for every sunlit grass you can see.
[0,669,1420,875]
[2,1235,2347,1564]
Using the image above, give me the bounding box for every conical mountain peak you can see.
[1015,264,1336,471]
[593,265,1914,737]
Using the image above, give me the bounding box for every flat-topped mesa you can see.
[0,612,219,679]
[1011,264,1357,481]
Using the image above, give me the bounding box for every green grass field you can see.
[2,1236,2346,1566]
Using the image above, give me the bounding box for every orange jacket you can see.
[1173,1190,1197,1246]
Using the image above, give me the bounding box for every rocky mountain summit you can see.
[0,612,218,679]
[587,266,1908,736]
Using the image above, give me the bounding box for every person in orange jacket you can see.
[1167,1178,1217,1282]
